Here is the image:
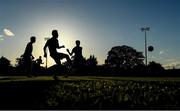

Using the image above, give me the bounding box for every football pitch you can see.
[0,75,180,109]
[0,76,180,82]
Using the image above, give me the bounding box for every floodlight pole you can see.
[44,37,50,69]
[141,27,150,66]
[0,37,4,57]
[46,52,48,69]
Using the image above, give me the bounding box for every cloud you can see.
[3,29,15,37]
[163,61,180,69]
[166,59,175,62]
[0,35,4,40]
[150,56,156,59]
[159,50,164,55]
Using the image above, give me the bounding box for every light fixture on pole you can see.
[141,26,150,66]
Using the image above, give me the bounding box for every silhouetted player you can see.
[23,36,36,77]
[34,56,43,75]
[43,30,71,79]
[67,40,83,67]
[35,56,43,67]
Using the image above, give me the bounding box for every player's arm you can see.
[56,39,65,49]
[59,45,65,49]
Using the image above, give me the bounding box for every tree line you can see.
[0,45,179,77]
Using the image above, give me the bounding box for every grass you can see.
[0,75,180,109]
[0,76,180,82]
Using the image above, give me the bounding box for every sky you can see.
[0,0,179,69]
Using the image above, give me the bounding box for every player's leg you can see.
[52,56,61,80]
[59,53,72,77]
[59,53,72,65]
[25,57,32,77]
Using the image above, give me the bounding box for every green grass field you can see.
[1,76,180,82]
[0,76,180,110]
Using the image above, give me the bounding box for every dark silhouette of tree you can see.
[62,55,98,75]
[105,45,144,70]
[0,56,12,74]
[14,55,26,75]
[0,56,11,67]
[86,55,98,67]
[83,55,98,75]
[148,61,165,72]
[15,55,24,67]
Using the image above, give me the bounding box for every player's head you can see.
[30,36,36,43]
[52,30,59,38]
[75,40,80,46]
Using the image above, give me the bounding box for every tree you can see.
[105,45,144,70]
[0,56,12,74]
[15,55,24,67]
[86,55,98,67]
[148,61,165,72]
[0,56,11,67]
